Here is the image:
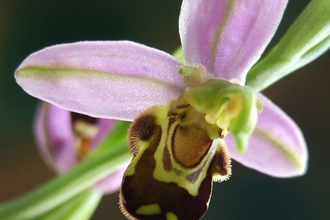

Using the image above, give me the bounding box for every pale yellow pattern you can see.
[136,204,162,215]
[152,104,217,197]
[166,212,178,220]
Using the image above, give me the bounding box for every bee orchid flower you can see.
[34,102,126,194]
[14,0,330,219]
[16,0,307,177]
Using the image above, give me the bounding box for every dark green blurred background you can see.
[0,0,329,219]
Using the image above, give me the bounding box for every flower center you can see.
[176,78,260,152]
[71,113,98,160]
[205,93,242,131]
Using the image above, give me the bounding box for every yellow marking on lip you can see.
[136,204,161,215]
[166,212,178,220]
[153,136,217,197]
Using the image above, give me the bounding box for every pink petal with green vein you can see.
[179,0,288,85]
[226,94,308,177]
[16,41,185,121]
[34,102,77,173]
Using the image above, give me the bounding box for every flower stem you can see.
[246,0,330,91]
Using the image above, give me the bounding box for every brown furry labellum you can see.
[119,101,231,220]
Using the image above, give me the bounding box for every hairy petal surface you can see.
[226,94,308,177]
[16,41,185,121]
[179,0,288,84]
[34,102,77,173]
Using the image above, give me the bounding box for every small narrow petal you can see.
[34,102,77,173]
[226,94,308,177]
[16,41,185,121]
[179,0,288,84]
